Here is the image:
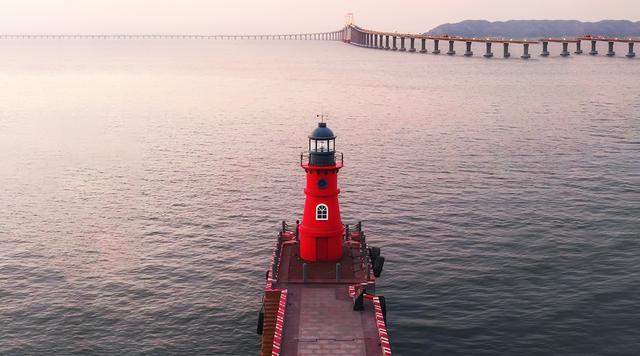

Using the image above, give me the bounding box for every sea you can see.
[0,39,639,355]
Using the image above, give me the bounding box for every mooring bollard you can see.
[302,263,308,283]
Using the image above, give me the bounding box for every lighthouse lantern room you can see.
[299,122,344,262]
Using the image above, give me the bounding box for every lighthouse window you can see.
[316,140,328,152]
[316,204,328,220]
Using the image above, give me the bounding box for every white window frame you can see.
[316,204,329,221]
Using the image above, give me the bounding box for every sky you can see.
[0,0,639,34]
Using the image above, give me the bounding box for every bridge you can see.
[345,25,639,59]
[2,22,638,59]
[0,31,344,41]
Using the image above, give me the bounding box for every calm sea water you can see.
[1,39,639,355]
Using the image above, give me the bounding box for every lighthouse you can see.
[258,122,391,355]
[298,122,344,262]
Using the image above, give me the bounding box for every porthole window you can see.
[316,204,328,220]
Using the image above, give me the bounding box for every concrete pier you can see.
[541,41,550,57]
[484,42,494,58]
[409,38,416,52]
[607,41,615,57]
[627,43,636,58]
[561,42,570,57]
[589,40,598,55]
[385,35,390,50]
[503,43,510,58]
[447,40,455,55]
[464,41,473,57]
[521,43,531,59]
[433,39,441,54]
[399,37,406,51]
[420,38,427,53]
[392,36,397,50]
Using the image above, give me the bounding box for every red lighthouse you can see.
[299,122,344,262]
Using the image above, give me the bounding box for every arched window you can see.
[316,204,328,220]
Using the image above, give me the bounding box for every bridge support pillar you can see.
[589,40,598,55]
[392,36,397,50]
[433,39,441,54]
[464,41,473,57]
[447,40,455,55]
[575,40,583,54]
[379,35,385,49]
[385,35,390,50]
[541,41,550,56]
[503,43,510,58]
[607,41,615,56]
[521,43,531,59]
[409,38,416,52]
[400,37,406,51]
[484,42,493,58]
[561,42,570,57]
[420,38,427,53]
[627,43,636,58]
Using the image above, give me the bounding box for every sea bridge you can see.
[346,25,639,59]
[2,21,638,59]
[0,31,343,41]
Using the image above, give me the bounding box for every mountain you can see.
[427,20,640,38]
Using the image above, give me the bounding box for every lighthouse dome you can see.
[309,122,336,139]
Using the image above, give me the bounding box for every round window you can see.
[317,179,328,190]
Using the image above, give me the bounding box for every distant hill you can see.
[427,20,640,38]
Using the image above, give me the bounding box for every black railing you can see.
[300,151,343,166]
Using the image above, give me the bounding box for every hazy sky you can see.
[1,0,639,34]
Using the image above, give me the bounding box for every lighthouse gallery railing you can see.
[300,151,343,166]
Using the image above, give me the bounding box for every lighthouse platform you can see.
[260,222,391,356]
